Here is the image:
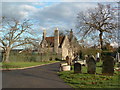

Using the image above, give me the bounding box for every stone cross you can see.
[102,56,114,76]
[86,55,96,74]
[74,63,81,73]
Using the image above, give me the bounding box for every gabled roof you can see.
[45,37,54,47]
[45,36,65,47]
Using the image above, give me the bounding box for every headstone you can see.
[74,63,81,73]
[87,55,96,74]
[102,56,114,76]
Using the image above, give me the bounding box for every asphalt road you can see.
[2,62,72,88]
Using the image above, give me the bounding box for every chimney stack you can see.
[43,30,46,40]
[69,29,73,41]
[54,28,59,53]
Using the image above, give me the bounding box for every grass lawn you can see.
[58,62,120,88]
[1,61,59,69]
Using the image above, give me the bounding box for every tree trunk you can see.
[4,47,11,62]
[99,31,103,50]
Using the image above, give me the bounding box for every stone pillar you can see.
[54,28,59,54]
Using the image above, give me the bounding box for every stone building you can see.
[40,28,79,60]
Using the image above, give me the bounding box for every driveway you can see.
[2,62,72,88]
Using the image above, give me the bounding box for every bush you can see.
[9,51,63,62]
[9,51,39,62]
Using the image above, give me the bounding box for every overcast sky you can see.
[1,0,118,47]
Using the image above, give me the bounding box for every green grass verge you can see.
[58,62,120,88]
[1,61,59,69]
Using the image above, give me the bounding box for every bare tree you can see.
[26,38,41,51]
[0,16,34,62]
[76,3,117,50]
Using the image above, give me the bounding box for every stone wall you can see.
[61,36,71,60]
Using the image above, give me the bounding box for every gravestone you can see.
[102,56,114,76]
[74,63,81,73]
[87,55,96,74]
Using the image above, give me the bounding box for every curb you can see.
[0,62,59,71]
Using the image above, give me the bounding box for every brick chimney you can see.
[54,28,59,53]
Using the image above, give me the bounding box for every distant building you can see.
[40,28,79,60]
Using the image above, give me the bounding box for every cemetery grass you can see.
[58,62,120,88]
[1,61,59,69]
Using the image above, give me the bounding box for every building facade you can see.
[40,28,79,60]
